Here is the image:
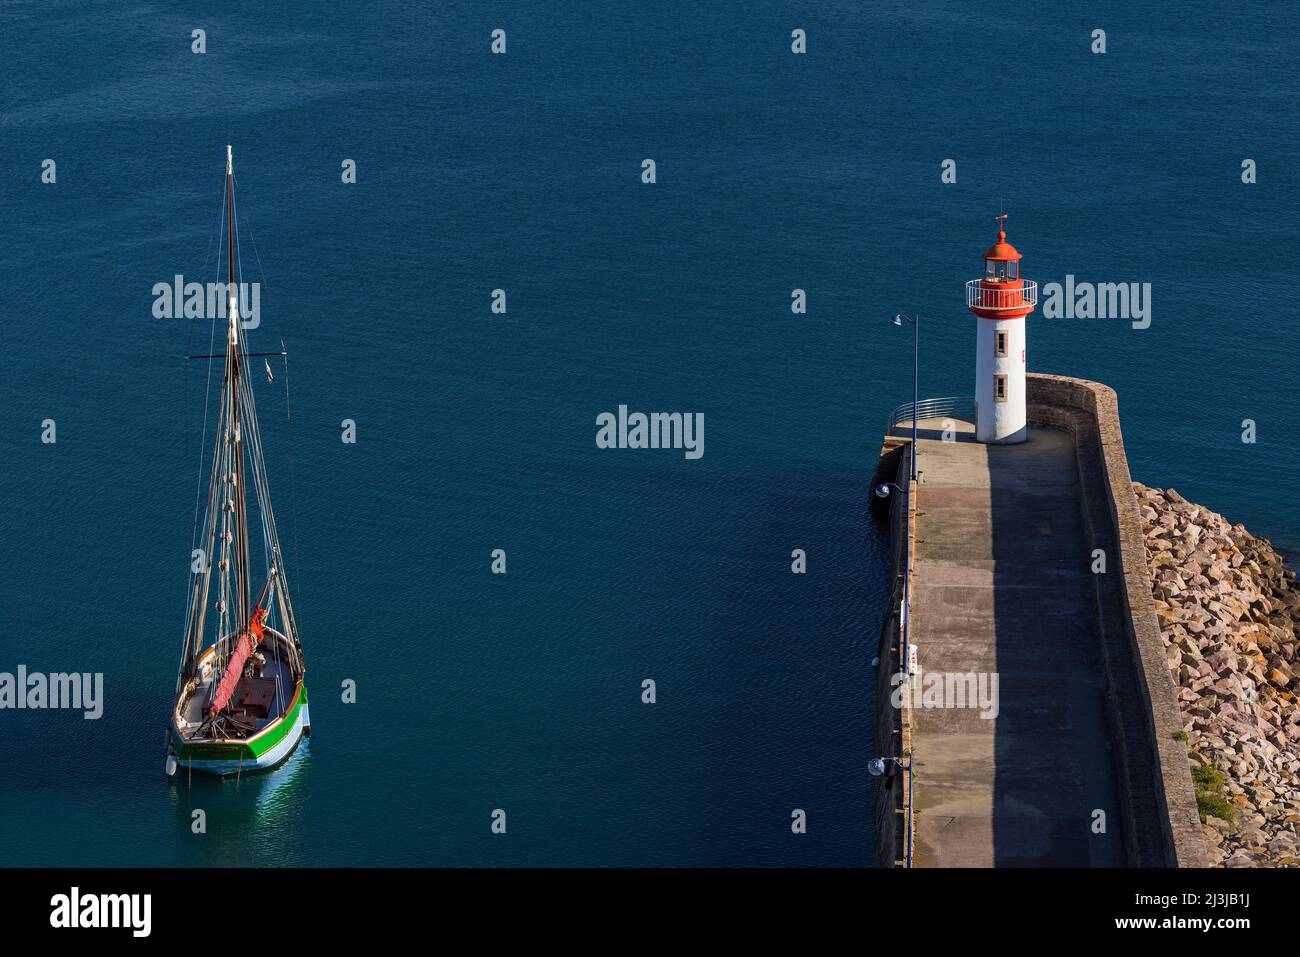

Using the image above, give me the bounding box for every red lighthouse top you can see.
[967,214,1036,320]
[983,214,1022,261]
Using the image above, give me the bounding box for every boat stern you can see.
[172,682,309,776]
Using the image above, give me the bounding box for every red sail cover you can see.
[208,608,266,716]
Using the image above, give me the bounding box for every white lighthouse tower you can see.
[967,214,1037,444]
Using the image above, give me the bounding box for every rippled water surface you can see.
[0,1,1293,865]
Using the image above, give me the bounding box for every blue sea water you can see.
[0,1,1295,866]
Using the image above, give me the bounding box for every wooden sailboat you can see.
[166,146,309,778]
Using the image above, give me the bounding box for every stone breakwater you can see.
[1135,483,1300,867]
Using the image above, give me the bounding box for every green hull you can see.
[177,684,309,765]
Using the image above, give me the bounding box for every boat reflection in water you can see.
[251,740,311,831]
[166,740,313,865]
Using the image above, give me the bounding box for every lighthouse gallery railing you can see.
[965,278,1038,311]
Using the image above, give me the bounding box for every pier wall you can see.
[1024,373,1208,866]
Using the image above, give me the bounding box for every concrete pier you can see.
[872,375,1209,868]
[906,417,1123,865]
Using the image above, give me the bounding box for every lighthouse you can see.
[967,215,1037,444]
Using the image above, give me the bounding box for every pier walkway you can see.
[898,415,1126,866]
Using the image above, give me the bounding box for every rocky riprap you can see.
[1135,483,1300,867]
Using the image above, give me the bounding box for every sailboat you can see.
[166,146,310,778]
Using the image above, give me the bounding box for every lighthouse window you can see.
[1007,261,1018,280]
[995,331,1008,357]
[994,374,1008,402]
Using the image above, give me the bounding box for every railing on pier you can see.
[885,396,975,438]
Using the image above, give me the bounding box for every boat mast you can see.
[225,145,252,632]
[175,145,306,732]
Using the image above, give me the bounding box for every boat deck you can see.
[177,641,298,739]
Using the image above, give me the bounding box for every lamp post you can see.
[889,314,923,482]
[883,313,924,871]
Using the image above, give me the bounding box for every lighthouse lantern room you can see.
[966,214,1038,444]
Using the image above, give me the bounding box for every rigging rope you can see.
[237,184,304,659]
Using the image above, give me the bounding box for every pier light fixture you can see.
[868,756,911,777]
[874,482,904,499]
